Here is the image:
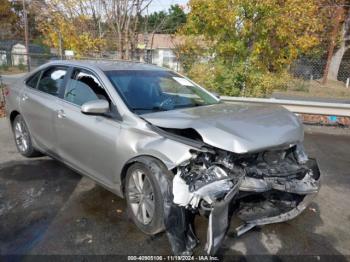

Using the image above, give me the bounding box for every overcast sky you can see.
[147,0,189,13]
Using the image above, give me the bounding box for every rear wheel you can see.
[12,114,41,157]
[125,161,169,235]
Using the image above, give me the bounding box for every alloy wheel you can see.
[14,119,29,153]
[127,169,155,225]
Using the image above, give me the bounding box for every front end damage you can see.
[165,143,321,255]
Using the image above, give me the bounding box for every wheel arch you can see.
[120,155,173,198]
[9,110,20,124]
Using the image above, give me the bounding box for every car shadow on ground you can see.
[0,159,81,254]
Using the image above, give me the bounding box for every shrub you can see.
[187,60,292,97]
[0,64,9,71]
[18,63,26,71]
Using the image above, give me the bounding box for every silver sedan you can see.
[5,60,320,255]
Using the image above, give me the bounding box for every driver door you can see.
[55,67,121,187]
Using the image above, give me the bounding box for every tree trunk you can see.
[328,9,350,81]
[328,41,349,81]
[125,32,129,59]
[117,31,123,59]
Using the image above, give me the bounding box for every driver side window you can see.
[64,69,111,106]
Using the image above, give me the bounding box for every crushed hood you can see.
[142,103,303,153]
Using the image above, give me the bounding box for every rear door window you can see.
[37,67,67,96]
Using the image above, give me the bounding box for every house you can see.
[137,34,183,71]
[0,40,46,67]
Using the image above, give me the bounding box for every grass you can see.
[273,78,350,100]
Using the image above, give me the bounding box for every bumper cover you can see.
[236,158,321,235]
[167,159,321,255]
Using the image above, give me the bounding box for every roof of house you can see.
[137,33,208,50]
[137,34,183,50]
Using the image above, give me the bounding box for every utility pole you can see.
[322,6,343,85]
[22,0,31,72]
[98,0,102,58]
[58,31,63,60]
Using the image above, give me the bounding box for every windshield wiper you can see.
[131,106,167,112]
[132,103,207,113]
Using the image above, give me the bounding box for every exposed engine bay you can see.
[164,143,321,255]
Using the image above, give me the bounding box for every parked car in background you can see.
[4,61,320,255]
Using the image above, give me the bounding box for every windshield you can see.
[105,70,219,114]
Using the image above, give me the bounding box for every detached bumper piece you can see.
[166,164,245,255]
[165,153,320,256]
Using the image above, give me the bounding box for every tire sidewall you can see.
[12,115,36,157]
[125,162,166,235]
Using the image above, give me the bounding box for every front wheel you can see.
[12,114,41,157]
[125,160,170,235]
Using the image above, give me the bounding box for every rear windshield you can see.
[105,70,219,114]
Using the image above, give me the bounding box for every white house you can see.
[0,40,45,68]
[11,43,28,66]
[138,34,182,71]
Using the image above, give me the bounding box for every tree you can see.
[164,5,187,34]
[33,0,153,58]
[141,4,187,34]
[326,5,350,81]
[100,0,153,59]
[178,0,323,96]
[0,0,22,40]
[145,11,167,33]
[173,35,206,72]
[33,0,106,57]
[183,0,322,71]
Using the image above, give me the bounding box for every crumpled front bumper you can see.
[167,158,321,255]
[239,159,321,194]
[236,158,321,236]
[235,193,318,236]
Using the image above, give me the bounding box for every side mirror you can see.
[81,100,109,115]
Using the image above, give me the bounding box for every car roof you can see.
[45,60,167,71]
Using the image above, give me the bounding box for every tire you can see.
[125,159,172,235]
[12,114,41,157]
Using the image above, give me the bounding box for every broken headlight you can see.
[186,165,229,192]
[294,143,308,164]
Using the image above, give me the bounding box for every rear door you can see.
[20,66,68,154]
[55,67,121,187]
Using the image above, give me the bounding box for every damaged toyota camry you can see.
[5,61,320,255]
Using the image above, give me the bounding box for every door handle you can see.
[57,109,66,119]
[22,93,29,101]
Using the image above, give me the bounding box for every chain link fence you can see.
[1,50,350,93]
[290,58,350,84]
[0,52,61,74]
[0,50,181,75]
[0,44,183,72]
